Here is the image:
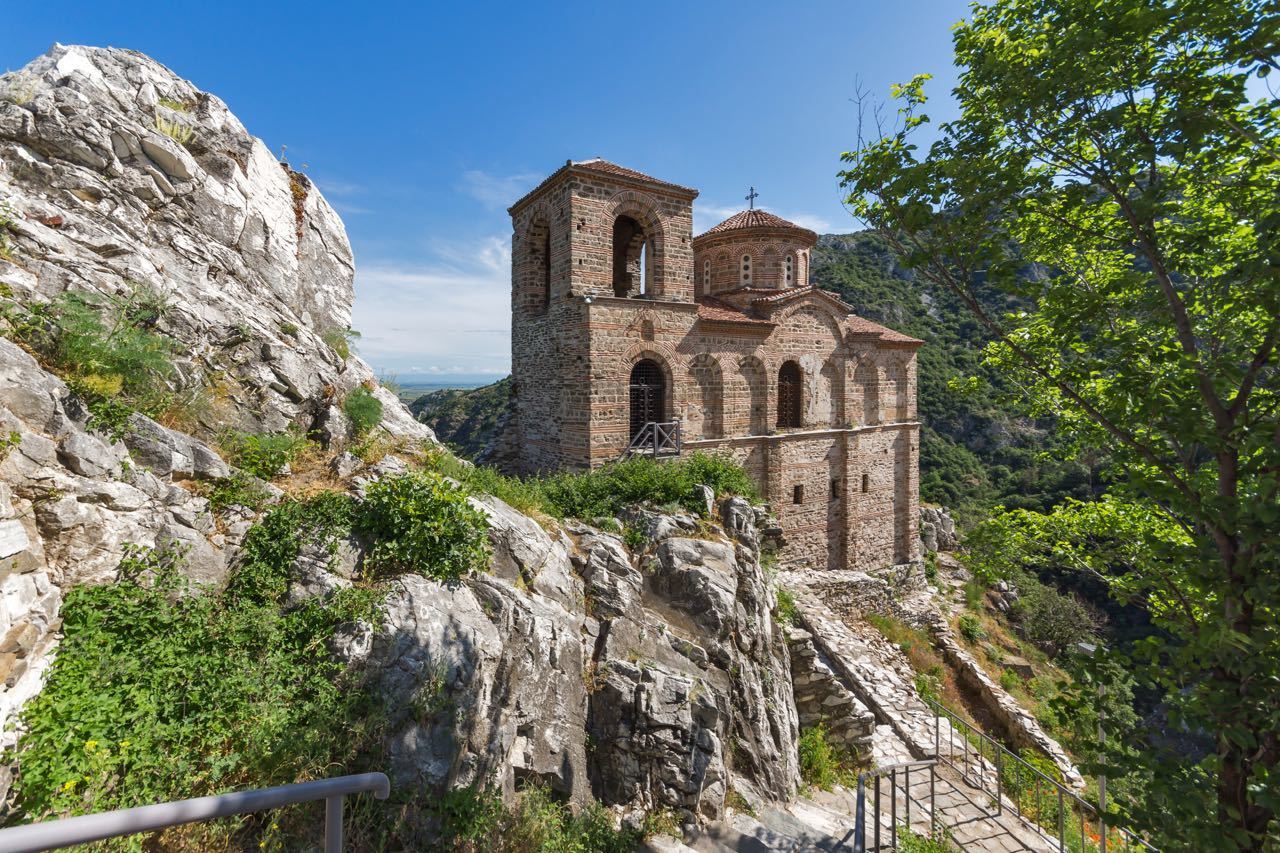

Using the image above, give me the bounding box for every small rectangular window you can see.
[830,478,841,498]
[793,484,804,505]
[861,473,870,493]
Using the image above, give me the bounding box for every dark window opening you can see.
[831,478,841,498]
[861,473,870,493]
[629,359,666,440]
[777,361,802,429]
[793,484,804,505]
[613,215,648,298]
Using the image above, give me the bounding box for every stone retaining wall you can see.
[786,627,874,759]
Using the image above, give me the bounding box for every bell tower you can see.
[506,159,698,474]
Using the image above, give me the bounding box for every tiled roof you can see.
[572,159,698,195]
[696,297,773,326]
[696,209,817,239]
[509,158,698,212]
[845,315,924,344]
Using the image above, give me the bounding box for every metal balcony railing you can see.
[623,420,682,460]
[0,772,390,853]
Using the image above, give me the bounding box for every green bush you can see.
[1011,579,1100,656]
[435,784,641,852]
[423,449,757,525]
[7,505,384,841]
[220,429,308,479]
[343,387,383,437]
[797,722,856,790]
[321,326,360,360]
[957,613,986,644]
[357,471,490,582]
[775,585,798,628]
[4,287,179,437]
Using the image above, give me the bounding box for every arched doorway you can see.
[629,359,666,440]
[777,361,802,429]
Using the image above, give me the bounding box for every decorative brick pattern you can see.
[506,160,923,572]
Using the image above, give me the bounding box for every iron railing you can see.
[624,420,682,459]
[926,698,1155,852]
[0,772,390,853]
[853,759,940,852]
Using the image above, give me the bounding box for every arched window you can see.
[784,254,794,288]
[702,259,711,295]
[741,254,752,285]
[777,360,802,428]
[629,359,666,439]
[613,215,648,297]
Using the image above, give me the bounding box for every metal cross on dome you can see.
[746,186,759,210]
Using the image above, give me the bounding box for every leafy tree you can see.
[839,0,1279,847]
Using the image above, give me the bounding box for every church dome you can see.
[697,208,816,241]
[693,208,818,294]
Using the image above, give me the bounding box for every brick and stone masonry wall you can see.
[787,626,875,759]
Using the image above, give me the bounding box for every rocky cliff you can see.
[0,44,422,439]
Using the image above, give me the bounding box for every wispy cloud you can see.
[352,236,512,377]
[458,170,542,210]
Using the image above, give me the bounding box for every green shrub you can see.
[999,669,1022,692]
[154,114,196,146]
[775,585,798,628]
[321,326,360,360]
[203,472,271,513]
[957,613,986,644]
[1011,578,1100,656]
[5,287,180,436]
[7,513,384,842]
[343,387,383,437]
[433,784,641,852]
[797,722,856,790]
[422,449,757,526]
[220,429,309,479]
[357,471,490,582]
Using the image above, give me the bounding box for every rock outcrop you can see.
[0,45,426,440]
[332,492,800,830]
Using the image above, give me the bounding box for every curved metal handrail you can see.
[0,772,390,853]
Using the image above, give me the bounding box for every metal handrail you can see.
[853,759,939,852]
[623,420,682,459]
[0,772,390,853]
[925,697,1156,851]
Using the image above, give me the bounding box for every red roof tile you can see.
[845,315,923,344]
[510,158,698,212]
[696,209,818,240]
[572,159,698,195]
[696,297,773,325]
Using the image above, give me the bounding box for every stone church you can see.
[502,159,921,571]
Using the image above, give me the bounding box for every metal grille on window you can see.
[629,359,665,440]
[777,361,801,428]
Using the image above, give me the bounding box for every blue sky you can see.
[4,0,969,381]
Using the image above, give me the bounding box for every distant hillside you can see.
[416,232,1098,523]
[409,376,510,457]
